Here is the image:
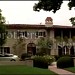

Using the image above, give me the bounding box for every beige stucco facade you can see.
[3,27,55,57]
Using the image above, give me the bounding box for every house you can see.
[0,17,75,57]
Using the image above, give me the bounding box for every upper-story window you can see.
[22,31,27,37]
[17,31,27,38]
[36,32,38,38]
[6,30,46,39]
[43,32,46,37]
[36,31,46,38]
[39,32,42,36]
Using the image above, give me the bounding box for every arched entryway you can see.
[58,45,69,56]
[63,46,69,55]
[27,43,36,56]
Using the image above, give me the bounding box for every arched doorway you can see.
[27,43,36,56]
[63,46,69,55]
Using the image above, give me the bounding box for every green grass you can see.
[65,67,75,73]
[0,65,57,75]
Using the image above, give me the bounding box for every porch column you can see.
[74,46,75,55]
[69,30,71,39]
[61,30,63,55]
[61,30,63,39]
[65,47,66,55]
[68,31,71,55]
[61,30,63,46]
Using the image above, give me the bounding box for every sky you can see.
[0,1,75,26]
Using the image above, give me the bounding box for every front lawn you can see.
[0,65,57,74]
[65,67,75,73]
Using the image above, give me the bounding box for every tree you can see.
[12,37,26,57]
[37,37,53,55]
[33,0,75,13]
[0,9,7,46]
[69,17,75,25]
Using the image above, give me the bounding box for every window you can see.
[43,32,46,37]
[24,31,27,37]
[38,31,46,37]
[17,31,21,37]
[0,47,10,54]
[17,31,27,38]
[21,31,27,37]
[39,32,42,36]
[36,32,38,38]
[4,47,10,53]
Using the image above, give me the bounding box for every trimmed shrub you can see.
[21,53,29,61]
[33,56,48,69]
[36,52,45,56]
[33,55,55,69]
[43,55,55,65]
[54,55,60,61]
[57,56,74,68]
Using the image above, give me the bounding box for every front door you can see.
[27,43,36,56]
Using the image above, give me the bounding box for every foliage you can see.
[33,56,48,69]
[57,56,74,68]
[37,37,53,55]
[43,55,55,64]
[69,17,75,25]
[21,53,29,61]
[36,51,45,56]
[32,55,55,68]
[0,9,7,46]
[54,55,61,61]
[12,37,26,57]
[33,0,75,13]
[68,0,75,10]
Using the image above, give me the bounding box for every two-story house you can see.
[0,17,75,57]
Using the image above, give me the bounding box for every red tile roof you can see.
[5,24,45,29]
[5,24,75,29]
[52,25,75,29]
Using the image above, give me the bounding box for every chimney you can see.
[45,17,53,26]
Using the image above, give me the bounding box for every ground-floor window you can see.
[0,47,10,54]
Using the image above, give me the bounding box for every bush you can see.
[21,53,29,61]
[57,56,74,68]
[54,55,60,61]
[33,56,48,69]
[33,55,55,69]
[43,55,55,65]
[36,52,45,56]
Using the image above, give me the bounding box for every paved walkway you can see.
[48,62,75,75]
